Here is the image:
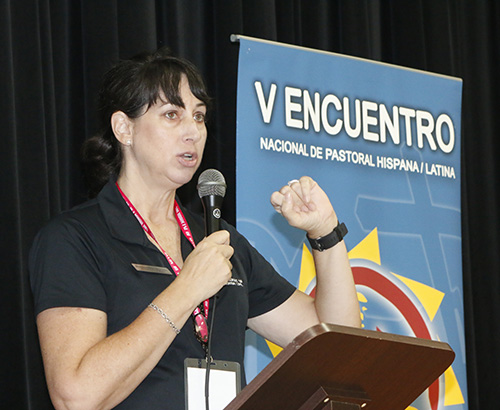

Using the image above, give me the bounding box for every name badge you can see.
[184,358,241,409]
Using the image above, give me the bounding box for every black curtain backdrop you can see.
[1,0,498,408]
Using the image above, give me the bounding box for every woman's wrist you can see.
[307,221,347,251]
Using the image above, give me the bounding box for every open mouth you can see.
[183,153,194,161]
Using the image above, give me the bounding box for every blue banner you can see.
[235,36,465,410]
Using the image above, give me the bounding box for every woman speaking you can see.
[29,48,360,409]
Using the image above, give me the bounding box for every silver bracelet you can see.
[148,303,181,335]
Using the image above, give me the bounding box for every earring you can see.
[126,140,132,146]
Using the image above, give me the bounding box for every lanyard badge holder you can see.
[184,358,241,410]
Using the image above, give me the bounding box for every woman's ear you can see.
[111,111,133,146]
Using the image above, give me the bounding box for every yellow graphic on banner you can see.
[347,227,381,264]
[444,364,465,405]
[392,273,445,322]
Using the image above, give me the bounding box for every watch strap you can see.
[307,222,348,251]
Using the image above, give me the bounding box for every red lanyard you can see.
[116,182,209,341]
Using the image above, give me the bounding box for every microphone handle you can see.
[200,194,224,236]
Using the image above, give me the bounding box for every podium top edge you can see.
[294,323,455,354]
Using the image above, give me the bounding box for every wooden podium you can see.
[225,323,455,409]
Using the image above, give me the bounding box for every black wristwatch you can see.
[307,222,348,251]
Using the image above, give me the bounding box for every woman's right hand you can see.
[177,230,234,306]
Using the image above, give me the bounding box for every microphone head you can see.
[197,169,227,198]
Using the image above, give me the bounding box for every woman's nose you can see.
[182,116,204,143]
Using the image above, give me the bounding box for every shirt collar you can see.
[96,178,205,246]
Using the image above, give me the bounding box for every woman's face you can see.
[124,75,208,190]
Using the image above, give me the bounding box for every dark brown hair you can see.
[81,48,211,197]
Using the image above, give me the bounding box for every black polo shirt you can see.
[29,179,295,409]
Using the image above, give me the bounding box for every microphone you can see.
[196,169,227,410]
[197,169,227,236]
